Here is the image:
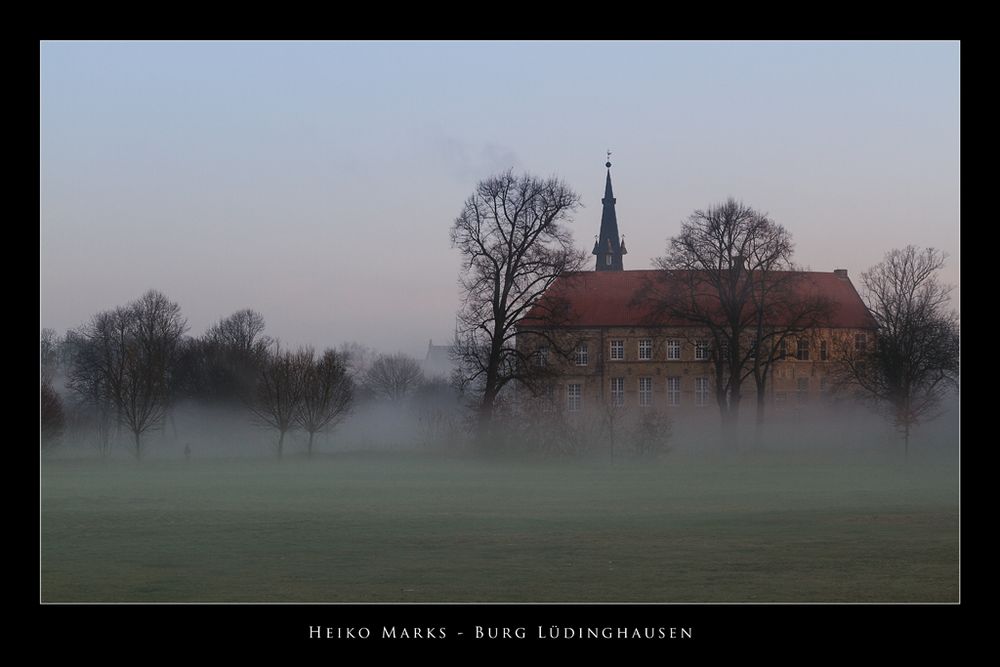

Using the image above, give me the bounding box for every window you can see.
[778,339,787,360]
[542,384,556,412]
[605,254,612,266]
[667,339,681,360]
[796,339,810,361]
[534,346,548,367]
[696,377,710,407]
[667,377,681,406]
[695,340,710,360]
[797,377,809,402]
[567,384,582,412]
[775,391,787,406]
[820,340,829,361]
[639,377,652,407]
[610,339,624,361]
[575,342,589,366]
[611,377,625,407]
[638,339,652,360]
[855,333,868,354]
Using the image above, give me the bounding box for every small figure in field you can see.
[184,443,191,461]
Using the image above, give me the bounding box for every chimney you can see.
[834,269,848,278]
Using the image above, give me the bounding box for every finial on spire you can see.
[606,149,612,169]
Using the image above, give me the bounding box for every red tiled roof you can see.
[519,269,876,330]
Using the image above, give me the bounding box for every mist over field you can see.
[40,389,959,603]
[43,392,959,463]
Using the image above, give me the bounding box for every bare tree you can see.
[338,341,376,380]
[297,348,354,456]
[643,199,799,448]
[67,290,187,459]
[41,329,67,451]
[835,247,959,457]
[179,309,273,403]
[363,353,425,402]
[64,328,115,457]
[745,271,833,444]
[40,328,60,384]
[40,380,65,452]
[249,345,308,460]
[450,169,586,437]
[206,308,272,359]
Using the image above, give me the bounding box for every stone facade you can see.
[517,325,872,417]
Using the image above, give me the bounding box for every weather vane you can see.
[606,149,612,168]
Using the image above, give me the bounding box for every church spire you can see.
[593,151,626,271]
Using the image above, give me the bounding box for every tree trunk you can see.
[754,383,766,448]
[721,409,739,451]
[307,431,314,457]
[477,386,498,449]
[133,431,142,461]
[277,430,284,461]
[904,422,910,462]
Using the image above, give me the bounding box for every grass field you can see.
[39,451,959,602]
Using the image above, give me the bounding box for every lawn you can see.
[39,451,959,602]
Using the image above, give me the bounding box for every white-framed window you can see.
[611,377,625,407]
[534,346,548,367]
[567,383,582,412]
[797,377,809,402]
[605,254,612,266]
[667,377,681,408]
[696,376,710,407]
[667,376,681,406]
[695,340,710,360]
[820,340,829,361]
[855,333,867,354]
[610,339,624,361]
[639,377,652,407]
[667,339,681,360]
[575,342,589,366]
[796,338,810,361]
[638,339,652,360]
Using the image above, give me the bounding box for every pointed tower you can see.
[592,156,626,271]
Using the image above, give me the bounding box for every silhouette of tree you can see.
[363,353,425,402]
[67,290,187,459]
[297,348,354,456]
[451,169,586,439]
[835,246,959,456]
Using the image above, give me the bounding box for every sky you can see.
[40,41,960,357]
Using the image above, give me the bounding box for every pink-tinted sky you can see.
[40,41,960,357]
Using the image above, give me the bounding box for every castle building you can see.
[516,160,876,418]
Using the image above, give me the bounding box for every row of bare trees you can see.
[248,347,354,459]
[43,292,437,458]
